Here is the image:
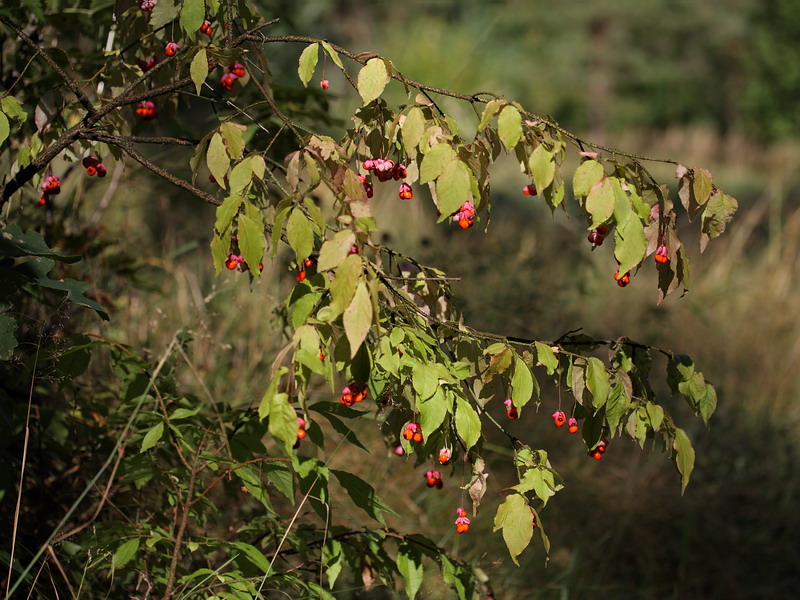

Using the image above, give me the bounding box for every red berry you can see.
[398,183,412,200]
[587,231,604,246]
[86,165,97,176]
[96,163,107,177]
[654,244,669,264]
[320,79,329,90]
[199,20,213,35]
[522,184,537,196]
[296,270,307,283]
[567,417,579,434]
[165,42,179,56]
[229,63,246,78]
[221,72,238,91]
[225,255,239,270]
[37,196,47,207]
[304,257,314,268]
[552,410,566,427]
[82,156,99,169]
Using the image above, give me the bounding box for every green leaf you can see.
[0,96,27,122]
[0,223,80,262]
[321,41,344,69]
[343,282,372,358]
[228,158,252,195]
[455,397,481,450]
[397,543,424,600]
[0,310,19,361]
[113,538,139,569]
[169,407,200,421]
[436,160,471,217]
[585,357,610,408]
[317,230,356,271]
[180,0,205,37]
[8,256,109,319]
[298,43,319,87]
[573,160,604,198]
[529,145,555,191]
[497,105,522,150]
[644,402,665,431]
[418,387,448,435]
[328,254,361,321]
[412,363,438,400]
[220,122,246,160]
[614,210,647,275]
[230,542,270,573]
[268,392,298,454]
[477,98,504,131]
[207,133,229,188]
[419,143,456,184]
[605,384,628,432]
[286,207,314,261]
[258,366,287,420]
[535,342,558,375]
[214,194,242,234]
[402,107,426,153]
[673,427,695,493]
[140,422,164,452]
[0,112,9,147]
[149,0,180,29]
[699,383,717,425]
[210,230,230,275]
[237,214,265,276]
[357,58,390,104]
[190,48,207,95]
[493,494,533,565]
[331,469,396,524]
[585,177,614,229]
[511,355,536,411]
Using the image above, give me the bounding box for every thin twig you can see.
[0,15,95,116]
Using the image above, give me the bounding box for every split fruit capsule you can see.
[552,410,566,427]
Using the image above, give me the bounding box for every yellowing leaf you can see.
[0,112,9,147]
[493,494,533,565]
[435,160,471,217]
[535,342,558,375]
[529,144,555,191]
[238,213,265,277]
[286,207,314,261]
[573,159,604,198]
[511,355,537,411]
[477,98,504,131]
[317,230,356,272]
[343,282,372,358]
[585,357,610,408]
[614,210,647,275]
[402,106,426,153]
[673,427,695,493]
[298,43,319,87]
[419,143,456,184]
[497,105,522,150]
[190,48,207,95]
[321,41,344,69]
[357,58,390,104]
[206,132,229,189]
[585,178,614,229]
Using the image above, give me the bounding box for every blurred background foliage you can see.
[3,0,800,598]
